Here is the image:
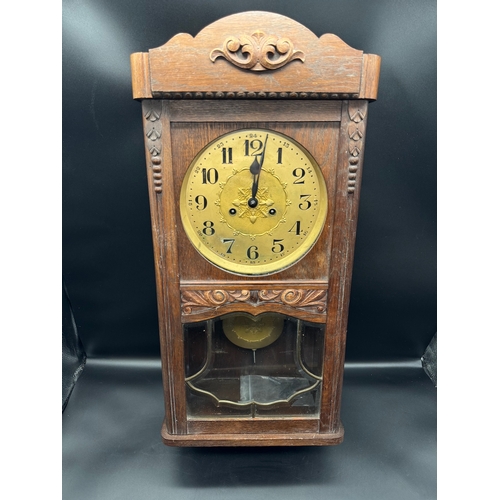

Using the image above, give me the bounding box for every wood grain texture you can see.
[319,100,369,432]
[361,54,382,100]
[165,100,342,122]
[187,417,318,435]
[163,419,344,447]
[144,100,187,435]
[131,11,380,100]
[130,52,152,99]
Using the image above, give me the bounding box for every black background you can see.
[62,0,436,362]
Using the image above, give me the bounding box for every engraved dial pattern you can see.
[180,129,328,275]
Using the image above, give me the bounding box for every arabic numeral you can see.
[202,168,218,184]
[288,221,301,235]
[272,239,284,253]
[222,147,233,164]
[195,195,207,210]
[292,168,306,184]
[222,238,235,253]
[247,246,259,260]
[202,221,215,236]
[244,139,263,156]
[299,194,311,210]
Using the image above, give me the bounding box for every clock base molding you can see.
[161,419,344,447]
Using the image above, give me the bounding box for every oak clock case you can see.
[130,11,380,447]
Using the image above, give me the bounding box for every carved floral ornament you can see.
[181,289,327,315]
[210,30,305,71]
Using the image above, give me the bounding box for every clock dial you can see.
[180,129,328,276]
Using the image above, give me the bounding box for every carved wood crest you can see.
[130,11,381,99]
[210,30,305,71]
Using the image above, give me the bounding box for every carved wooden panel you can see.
[131,12,380,99]
[180,287,327,323]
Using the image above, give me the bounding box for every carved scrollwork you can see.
[181,288,327,316]
[258,289,327,313]
[181,290,251,315]
[210,30,305,71]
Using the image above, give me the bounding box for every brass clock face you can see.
[180,129,328,276]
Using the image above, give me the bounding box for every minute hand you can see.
[250,134,269,201]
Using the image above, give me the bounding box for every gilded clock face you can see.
[180,128,327,276]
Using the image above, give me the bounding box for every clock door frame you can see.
[131,11,380,446]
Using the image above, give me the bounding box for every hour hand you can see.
[250,156,261,175]
[251,161,260,199]
[249,175,259,207]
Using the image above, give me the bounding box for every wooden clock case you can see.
[130,11,380,447]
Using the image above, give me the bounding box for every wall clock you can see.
[131,11,380,446]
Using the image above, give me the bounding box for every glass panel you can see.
[183,313,325,418]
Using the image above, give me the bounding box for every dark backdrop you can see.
[62,0,436,361]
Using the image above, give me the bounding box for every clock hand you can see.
[250,158,260,201]
[248,134,269,207]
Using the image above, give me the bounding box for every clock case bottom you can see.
[161,419,344,447]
